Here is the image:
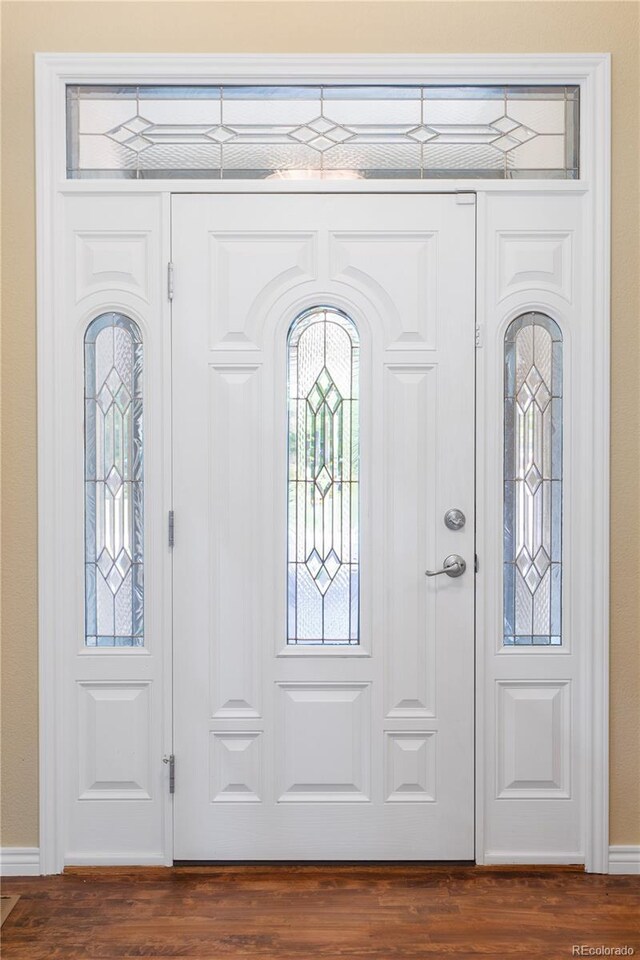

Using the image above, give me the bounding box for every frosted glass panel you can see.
[67,84,579,179]
[504,312,562,646]
[85,313,144,647]
[287,308,359,644]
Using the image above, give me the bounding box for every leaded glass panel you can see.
[504,312,562,646]
[85,313,144,647]
[287,308,359,644]
[67,84,579,179]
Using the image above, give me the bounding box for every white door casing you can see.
[172,193,476,859]
[35,54,610,873]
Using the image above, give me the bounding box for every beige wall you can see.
[1,0,638,849]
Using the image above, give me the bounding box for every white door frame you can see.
[35,53,611,873]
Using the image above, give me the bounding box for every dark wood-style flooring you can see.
[1,865,639,959]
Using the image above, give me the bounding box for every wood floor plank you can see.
[1,866,638,960]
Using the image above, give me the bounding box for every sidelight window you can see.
[287,308,359,644]
[84,312,144,647]
[504,312,563,646]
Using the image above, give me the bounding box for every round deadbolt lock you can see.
[444,508,466,531]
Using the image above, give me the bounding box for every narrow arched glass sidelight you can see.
[84,313,144,647]
[504,312,563,646]
[287,307,359,644]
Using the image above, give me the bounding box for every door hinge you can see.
[163,754,175,794]
[475,554,479,573]
[475,324,483,349]
[168,510,175,548]
[167,261,174,301]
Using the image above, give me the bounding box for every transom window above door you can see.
[67,84,579,180]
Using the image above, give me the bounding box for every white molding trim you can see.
[0,848,41,877]
[608,846,640,875]
[483,852,585,866]
[582,52,611,877]
[64,853,169,867]
[35,52,611,873]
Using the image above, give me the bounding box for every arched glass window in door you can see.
[287,307,359,644]
[84,312,144,647]
[504,311,563,646]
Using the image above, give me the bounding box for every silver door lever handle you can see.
[425,554,466,578]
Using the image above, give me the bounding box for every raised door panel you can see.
[329,232,437,348]
[77,682,152,800]
[383,365,436,719]
[497,231,572,303]
[209,232,317,349]
[385,732,436,802]
[210,732,263,803]
[276,683,371,802]
[209,364,263,719]
[496,681,570,798]
[75,231,150,303]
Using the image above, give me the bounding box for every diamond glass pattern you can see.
[288,308,359,644]
[504,312,562,646]
[85,313,144,647]
[67,85,579,179]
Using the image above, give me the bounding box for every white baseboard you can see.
[64,852,169,867]
[0,847,40,877]
[609,845,640,875]
[2,845,636,875]
[482,851,585,865]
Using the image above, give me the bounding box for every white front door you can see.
[172,193,476,859]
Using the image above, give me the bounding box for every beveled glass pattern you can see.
[504,312,562,646]
[287,308,359,644]
[85,313,144,647]
[67,84,579,179]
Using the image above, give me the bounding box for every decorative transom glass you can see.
[504,312,563,646]
[85,313,144,647]
[67,84,579,179]
[287,308,359,644]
